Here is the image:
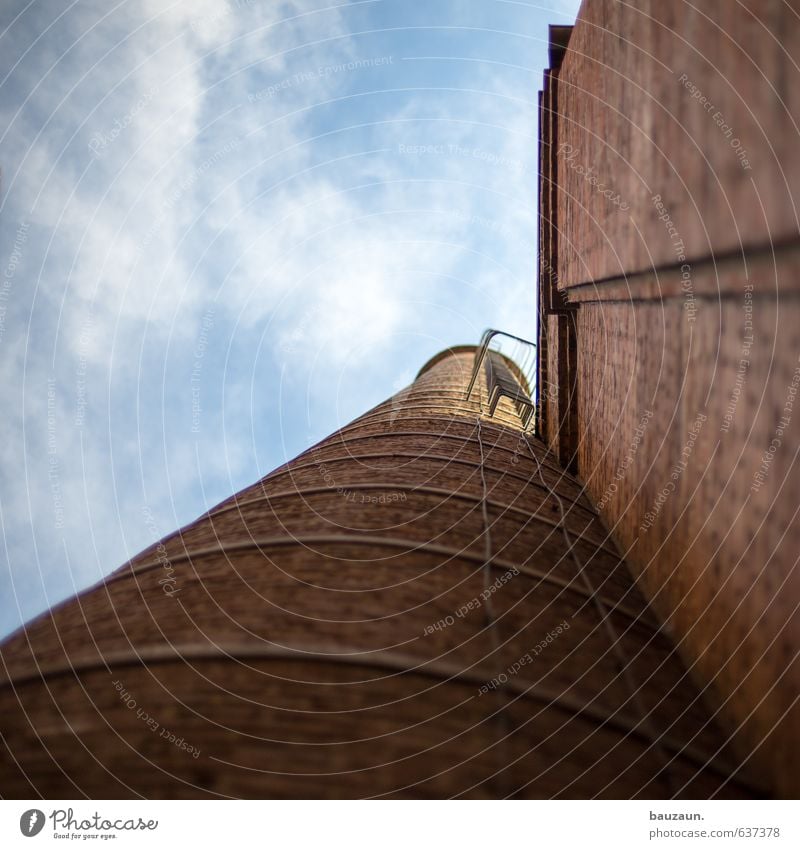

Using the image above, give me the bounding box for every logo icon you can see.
[19,809,45,837]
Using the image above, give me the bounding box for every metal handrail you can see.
[464,329,537,427]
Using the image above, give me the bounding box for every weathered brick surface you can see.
[575,288,800,797]
[556,0,800,290]
[543,1,800,798]
[0,348,755,798]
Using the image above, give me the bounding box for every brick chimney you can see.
[0,346,755,797]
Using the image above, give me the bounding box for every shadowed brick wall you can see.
[538,1,800,797]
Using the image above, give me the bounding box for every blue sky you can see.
[0,0,580,638]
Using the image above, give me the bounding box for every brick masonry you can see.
[539,2,800,797]
[0,348,756,798]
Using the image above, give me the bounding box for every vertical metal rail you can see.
[465,329,537,429]
[475,403,514,797]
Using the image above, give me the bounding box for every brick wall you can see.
[540,0,800,797]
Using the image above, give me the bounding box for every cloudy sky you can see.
[0,0,579,638]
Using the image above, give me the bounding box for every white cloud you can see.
[0,0,554,635]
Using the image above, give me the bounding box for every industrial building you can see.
[1,0,797,799]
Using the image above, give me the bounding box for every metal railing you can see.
[464,328,537,428]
